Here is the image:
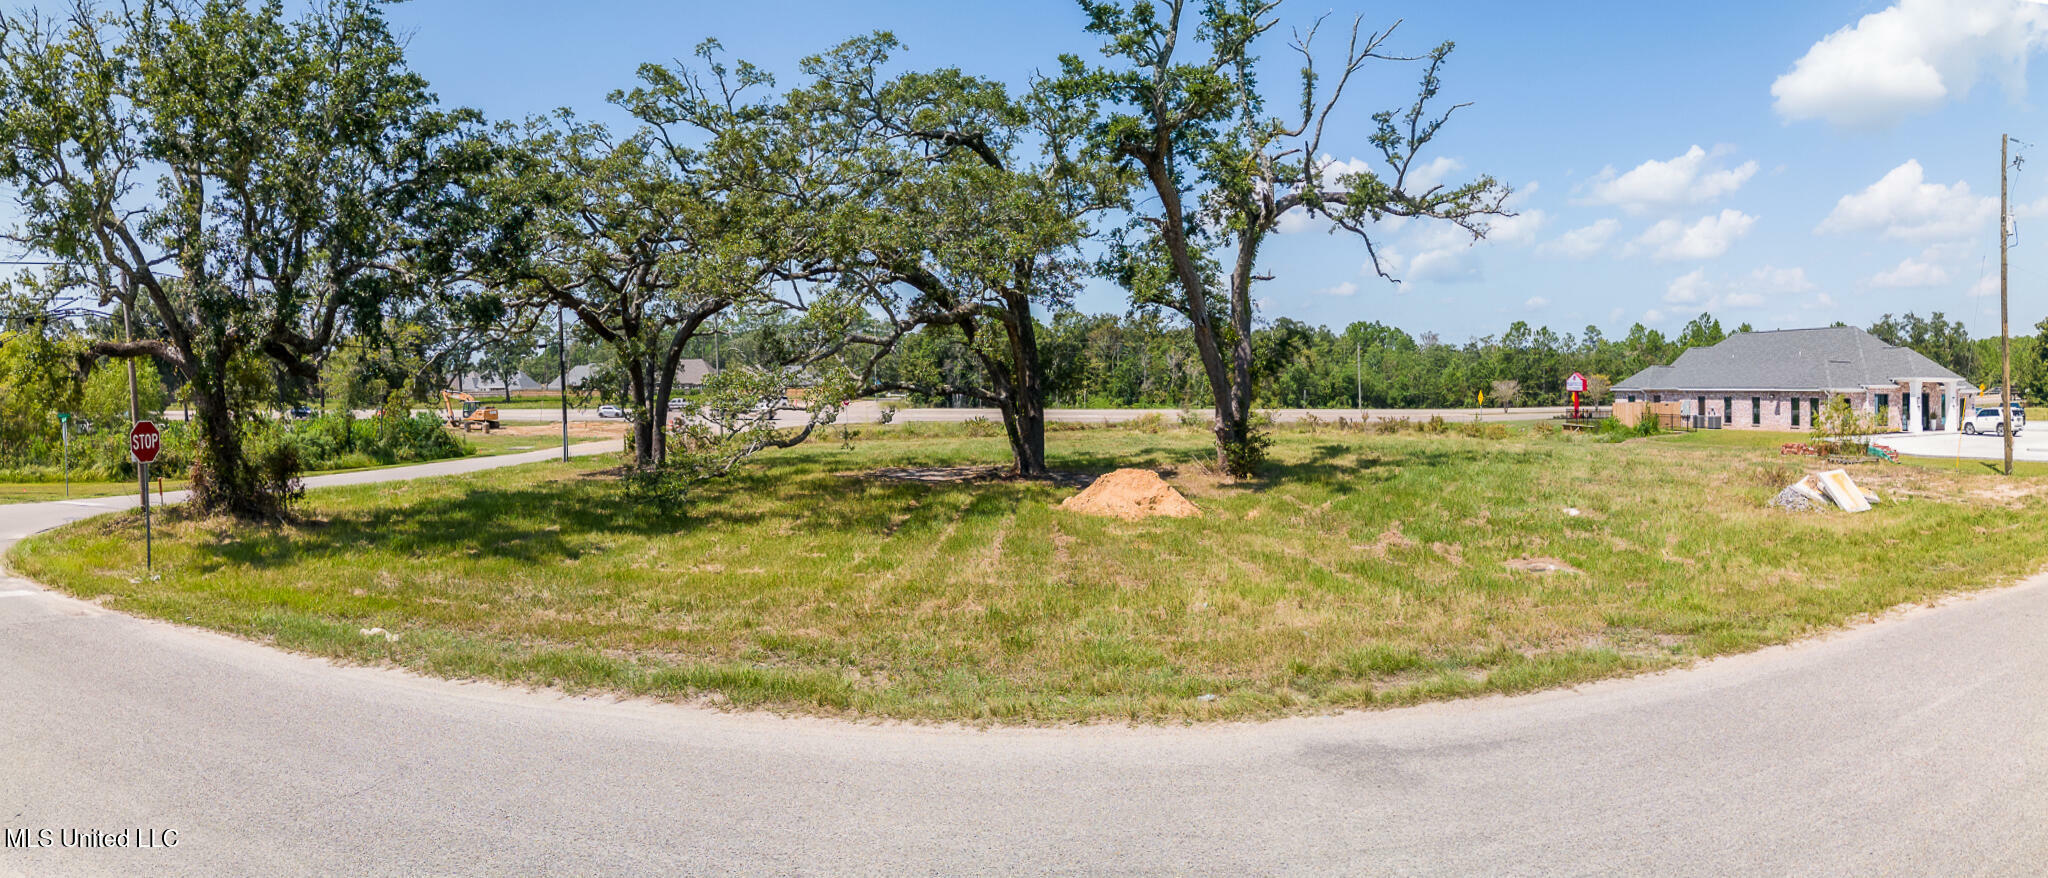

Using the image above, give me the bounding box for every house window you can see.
[1751,397,1761,426]
[1723,397,1732,420]
[1792,398,1801,428]
[1876,393,1889,424]
[1697,396,1706,419]
[1626,394,1637,403]
[1810,398,1821,426]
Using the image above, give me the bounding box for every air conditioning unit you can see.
[1707,415,1723,429]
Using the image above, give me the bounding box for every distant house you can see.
[1613,327,1971,433]
[454,371,542,395]
[544,364,599,392]
[676,358,715,388]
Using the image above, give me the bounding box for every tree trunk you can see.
[996,293,1050,478]
[627,355,657,470]
[186,366,267,517]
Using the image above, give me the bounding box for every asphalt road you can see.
[2,443,2042,876]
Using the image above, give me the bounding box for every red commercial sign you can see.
[1565,372,1589,393]
[129,421,161,464]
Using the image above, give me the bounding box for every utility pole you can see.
[123,300,138,422]
[2002,133,2013,476]
[558,306,570,462]
[1354,341,1362,413]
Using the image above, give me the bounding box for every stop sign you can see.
[129,421,161,464]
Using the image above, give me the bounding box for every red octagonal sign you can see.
[129,421,161,464]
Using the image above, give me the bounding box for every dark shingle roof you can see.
[1613,327,1968,392]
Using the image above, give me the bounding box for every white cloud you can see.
[1658,268,1772,311]
[1771,0,2048,128]
[1816,160,1996,240]
[1525,296,1550,310]
[1315,281,1359,297]
[1630,209,1758,261]
[1608,307,1626,323]
[1404,156,1465,193]
[1403,224,1485,283]
[1407,247,1482,283]
[1488,209,1548,246]
[1643,308,1668,324]
[1869,257,1952,287]
[1541,218,1620,258]
[1582,145,1759,213]
[1664,268,1712,304]
[1969,275,1999,297]
[1749,265,1818,293]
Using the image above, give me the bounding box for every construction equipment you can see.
[440,390,500,433]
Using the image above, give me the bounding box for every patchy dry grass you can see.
[13,421,2048,724]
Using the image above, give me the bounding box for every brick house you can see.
[1612,327,1972,433]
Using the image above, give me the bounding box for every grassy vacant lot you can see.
[13,420,2048,723]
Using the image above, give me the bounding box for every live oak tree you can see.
[0,0,491,516]
[1068,0,1511,475]
[614,37,1122,478]
[767,36,1126,477]
[480,106,860,475]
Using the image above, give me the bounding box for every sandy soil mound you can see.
[1060,469,1202,520]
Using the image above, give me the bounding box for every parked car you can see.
[288,404,314,420]
[1963,407,2020,435]
[596,404,624,419]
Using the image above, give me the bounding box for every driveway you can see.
[1881,429,2048,462]
[2,439,2043,875]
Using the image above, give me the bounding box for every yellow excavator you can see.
[440,390,501,433]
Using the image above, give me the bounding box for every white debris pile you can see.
[1771,469,1880,513]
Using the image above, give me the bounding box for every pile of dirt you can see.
[1059,469,1203,521]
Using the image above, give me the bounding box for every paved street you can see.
[2,441,2043,876]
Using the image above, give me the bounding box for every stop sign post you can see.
[129,421,159,570]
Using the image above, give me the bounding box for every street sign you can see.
[128,421,160,571]
[128,421,162,464]
[1565,372,1589,392]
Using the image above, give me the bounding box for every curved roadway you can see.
[2,443,2042,876]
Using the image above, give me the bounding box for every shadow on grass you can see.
[202,464,1052,571]
[197,436,1553,572]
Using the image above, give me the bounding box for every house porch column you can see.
[1907,379,1922,434]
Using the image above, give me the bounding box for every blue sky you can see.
[20,0,2048,343]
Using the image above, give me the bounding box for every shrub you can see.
[1129,412,1165,434]
[1593,416,1661,442]
[1220,429,1273,478]
[961,416,1002,437]
[1812,395,1879,455]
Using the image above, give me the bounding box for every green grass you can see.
[12,422,2048,724]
